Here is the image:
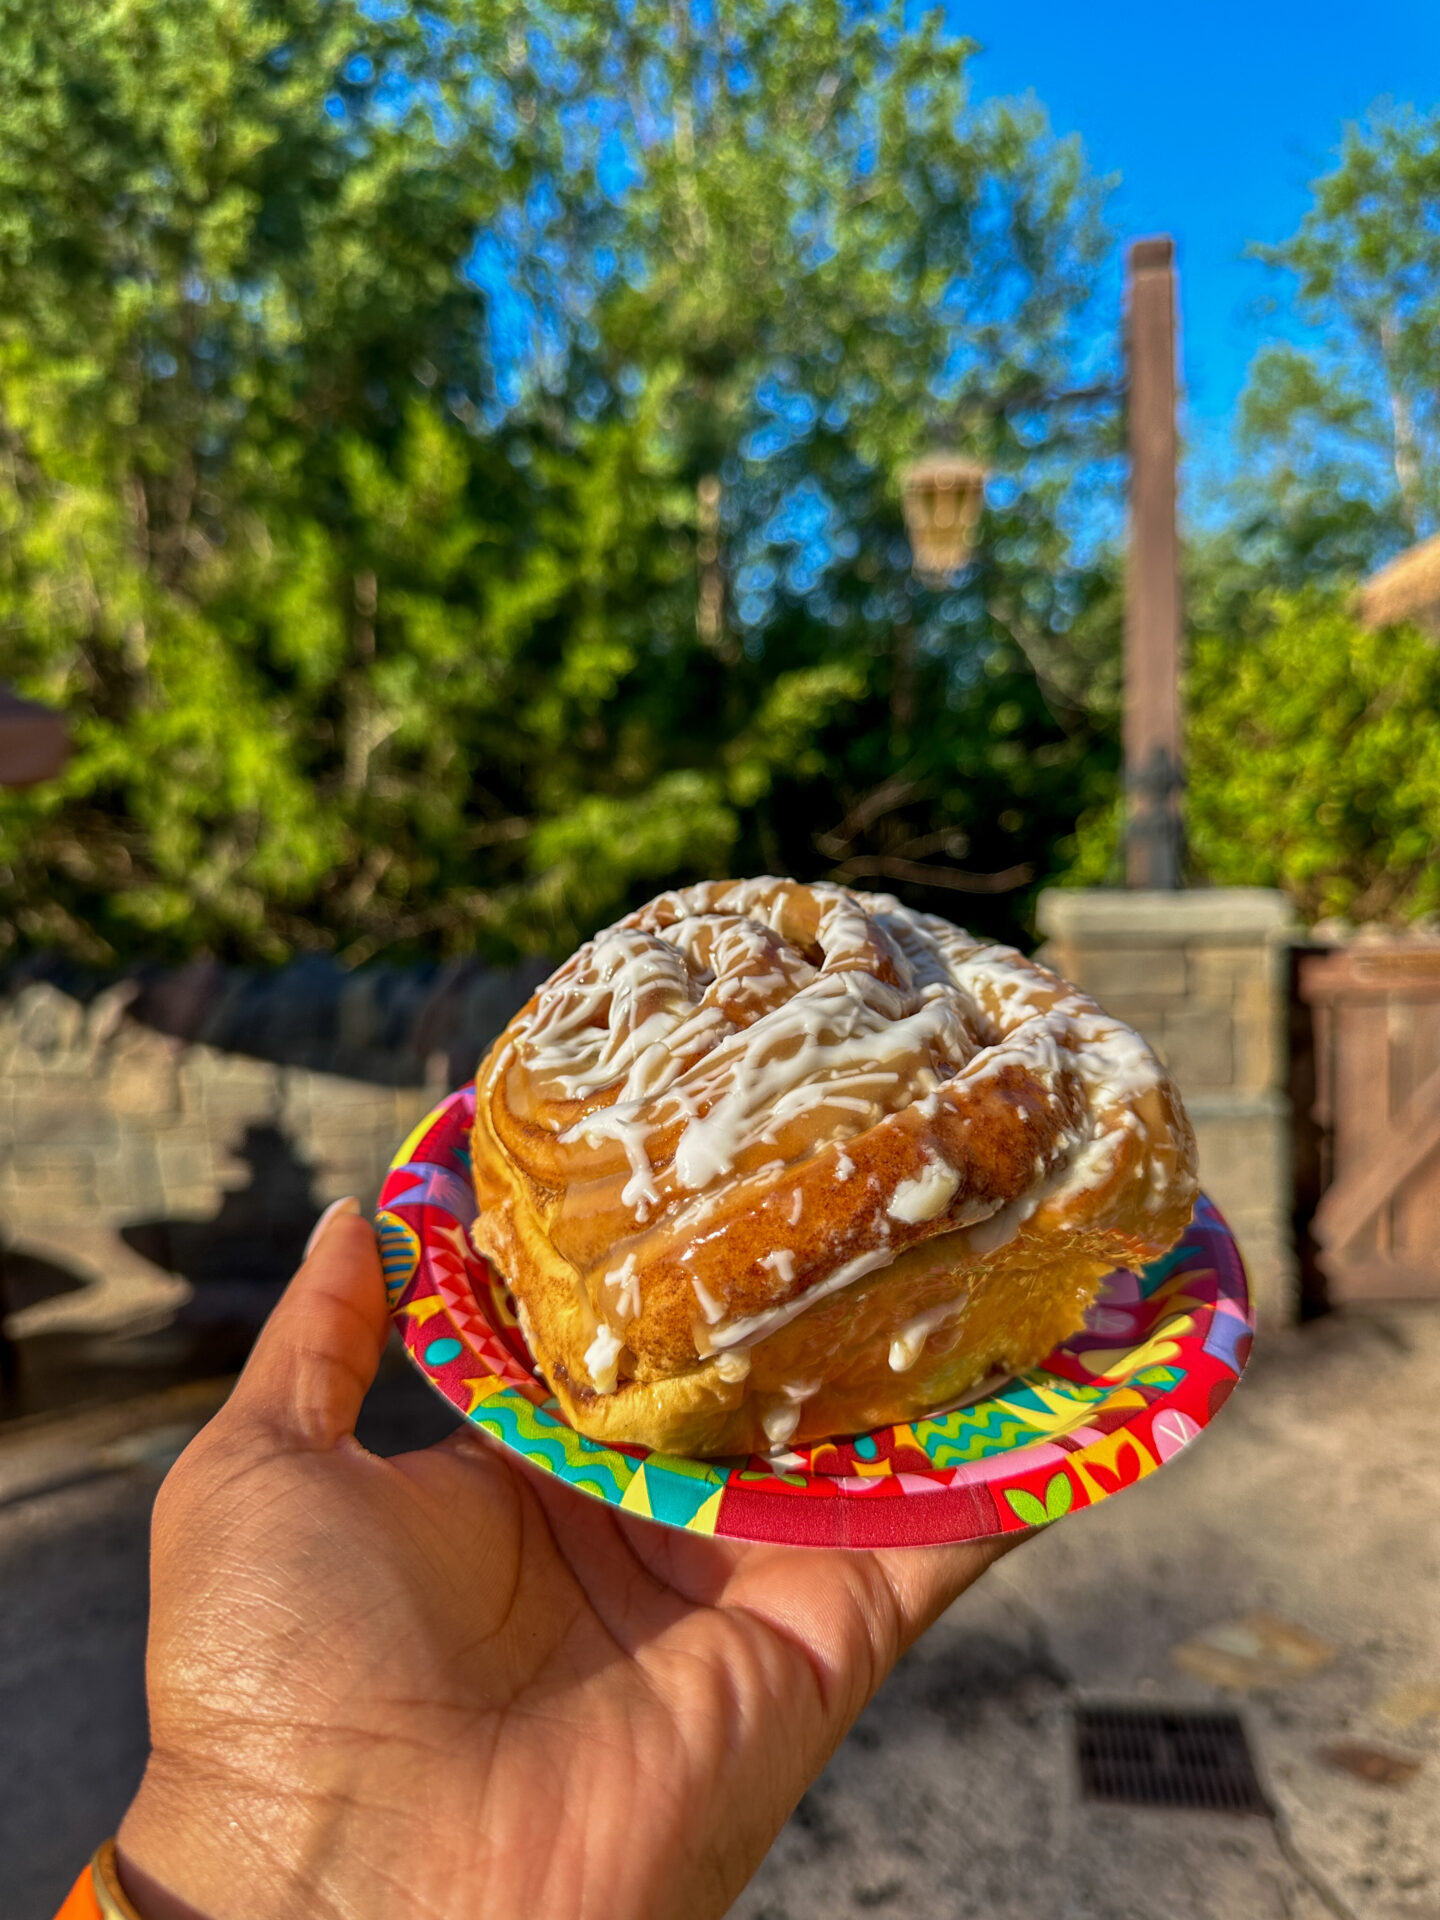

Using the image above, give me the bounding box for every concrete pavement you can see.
[737,1306,1440,1920]
[2,1311,1437,1920]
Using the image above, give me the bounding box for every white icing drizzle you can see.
[888,1299,966,1372]
[691,1276,725,1325]
[888,1157,960,1225]
[584,1323,624,1393]
[714,1349,751,1383]
[484,879,1189,1356]
[761,1401,802,1447]
[759,1249,795,1285]
[710,1246,896,1351]
[604,1254,642,1322]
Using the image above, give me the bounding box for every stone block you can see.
[293,1113,395,1152]
[105,1033,181,1118]
[177,1048,282,1120]
[1036,885,1299,1318]
[0,1148,100,1217]
[301,1107,394,1144]
[307,1163,391,1210]
[1190,1105,1295,1324]
[394,1089,437,1127]
[281,1071,394,1127]
[1231,995,1285,1098]
[5,1093,118,1150]
[310,1110,401,1145]
[6,1142,101,1181]
[93,1133,167,1217]
[1193,1129,1275,1218]
[1159,1008,1235,1091]
[0,1066,97,1105]
[1066,947,1188,1005]
[154,1136,226,1201]
[302,1146,398,1194]
[1185,945,1264,1003]
[1037,886,1300,947]
[294,1116,391,1152]
[307,1140,388,1174]
[6,984,88,1063]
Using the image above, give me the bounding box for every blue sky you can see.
[950,0,1440,458]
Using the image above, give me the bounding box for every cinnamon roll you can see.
[470,879,1197,1457]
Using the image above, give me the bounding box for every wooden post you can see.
[1124,237,1182,889]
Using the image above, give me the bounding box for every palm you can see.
[120,1215,1000,1920]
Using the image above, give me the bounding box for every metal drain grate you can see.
[1073,1705,1270,1814]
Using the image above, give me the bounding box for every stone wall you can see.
[1036,887,1299,1326]
[0,957,545,1347]
[1,902,1306,1358]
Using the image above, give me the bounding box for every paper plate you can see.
[378,1085,1252,1549]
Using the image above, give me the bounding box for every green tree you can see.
[1066,104,1440,913]
[0,0,566,958]
[1187,590,1440,925]
[1227,104,1440,592]
[0,0,1122,966]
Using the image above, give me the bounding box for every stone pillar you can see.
[1036,887,1299,1325]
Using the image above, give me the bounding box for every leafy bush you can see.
[0,0,1122,965]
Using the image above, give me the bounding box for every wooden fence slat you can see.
[1313,1060,1440,1251]
[1299,942,1440,1303]
[1398,1000,1440,1258]
[1316,1259,1440,1302]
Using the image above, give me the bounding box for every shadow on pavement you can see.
[2,1126,320,1426]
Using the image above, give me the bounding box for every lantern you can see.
[900,453,987,584]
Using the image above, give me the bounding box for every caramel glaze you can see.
[470,879,1198,1457]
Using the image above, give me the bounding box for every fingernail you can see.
[304,1195,361,1259]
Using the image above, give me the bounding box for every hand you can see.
[116,1205,1004,1920]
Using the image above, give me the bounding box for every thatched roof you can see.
[1357,533,1440,633]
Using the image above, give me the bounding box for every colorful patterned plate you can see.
[378,1086,1252,1549]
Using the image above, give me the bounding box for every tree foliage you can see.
[1164,104,1440,928]
[0,0,1121,965]
[1228,105,1440,591]
[1052,103,1440,923]
[1187,591,1440,925]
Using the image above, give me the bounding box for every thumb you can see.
[225,1199,390,1449]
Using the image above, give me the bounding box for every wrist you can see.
[116,1758,321,1920]
[74,1840,205,1920]
[110,1845,212,1920]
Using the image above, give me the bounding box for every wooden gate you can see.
[1299,942,1440,1301]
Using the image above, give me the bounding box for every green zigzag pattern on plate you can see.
[465,1391,640,1504]
[913,1373,1122,1466]
[922,1417,1059,1468]
[375,1212,421,1304]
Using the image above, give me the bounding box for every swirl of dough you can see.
[470,879,1197,1453]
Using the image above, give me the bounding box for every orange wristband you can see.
[54,1843,144,1920]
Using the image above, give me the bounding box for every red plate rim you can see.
[377,1084,1253,1548]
